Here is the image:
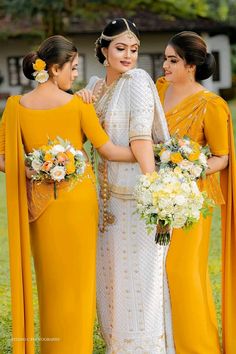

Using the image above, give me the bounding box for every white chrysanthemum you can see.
[50,144,65,155]
[50,166,66,181]
[31,159,42,172]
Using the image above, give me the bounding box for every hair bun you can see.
[196,52,216,81]
[23,52,38,80]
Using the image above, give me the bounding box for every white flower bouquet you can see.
[134,168,213,245]
[153,135,211,179]
[25,136,86,199]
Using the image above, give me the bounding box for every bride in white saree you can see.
[79,18,175,353]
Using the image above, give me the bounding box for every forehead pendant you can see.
[98,18,140,46]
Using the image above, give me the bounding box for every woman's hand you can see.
[206,154,229,175]
[76,89,94,104]
[0,154,5,172]
[25,166,36,179]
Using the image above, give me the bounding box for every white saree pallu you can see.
[87,69,175,353]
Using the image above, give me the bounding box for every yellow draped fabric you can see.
[156,77,236,354]
[0,95,109,354]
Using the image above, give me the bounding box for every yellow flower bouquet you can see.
[25,136,86,199]
[154,135,212,180]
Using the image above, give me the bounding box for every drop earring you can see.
[53,77,58,86]
[103,58,109,67]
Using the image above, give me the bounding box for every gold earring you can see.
[53,76,58,86]
[103,58,109,67]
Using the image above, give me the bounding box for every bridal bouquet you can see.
[153,135,211,179]
[134,168,213,245]
[25,136,86,199]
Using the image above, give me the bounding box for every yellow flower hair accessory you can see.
[32,58,49,84]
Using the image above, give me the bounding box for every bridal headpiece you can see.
[99,18,140,46]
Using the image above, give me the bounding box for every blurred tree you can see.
[2,0,211,37]
[2,0,236,37]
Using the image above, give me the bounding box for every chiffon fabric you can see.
[0,95,109,354]
[157,77,236,354]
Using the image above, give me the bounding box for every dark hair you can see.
[168,31,215,81]
[95,18,140,64]
[23,35,77,81]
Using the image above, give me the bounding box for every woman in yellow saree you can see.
[156,31,236,354]
[0,35,135,354]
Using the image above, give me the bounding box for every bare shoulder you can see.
[20,90,73,109]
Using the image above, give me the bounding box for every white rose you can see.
[34,70,49,84]
[180,146,192,154]
[50,166,66,181]
[69,147,76,155]
[178,160,194,170]
[175,195,186,206]
[181,182,191,193]
[31,159,42,172]
[190,165,202,178]
[190,181,200,194]
[32,150,41,158]
[75,150,84,156]
[191,209,201,220]
[160,150,171,163]
[50,144,65,155]
[173,215,187,228]
[199,153,207,166]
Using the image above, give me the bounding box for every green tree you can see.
[2,0,211,37]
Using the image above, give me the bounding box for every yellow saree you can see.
[1,96,35,354]
[157,77,236,354]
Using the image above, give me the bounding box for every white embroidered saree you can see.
[87,69,175,353]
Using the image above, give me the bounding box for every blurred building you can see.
[0,11,236,105]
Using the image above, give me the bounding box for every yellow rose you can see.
[189,151,200,161]
[170,152,183,163]
[41,145,51,152]
[65,151,75,161]
[44,153,54,162]
[159,148,166,156]
[33,59,46,71]
[66,162,76,174]
[191,141,200,150]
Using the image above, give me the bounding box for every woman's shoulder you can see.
[202,90,229,111]
[125,68,151,81]
[73,94,94,112]
[156,76,167,90]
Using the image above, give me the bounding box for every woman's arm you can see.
[0,154,5,172]
[206,154,229,175]
[130,140,155,173]
[97,141,136,162]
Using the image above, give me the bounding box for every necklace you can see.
[91,77,120,233]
